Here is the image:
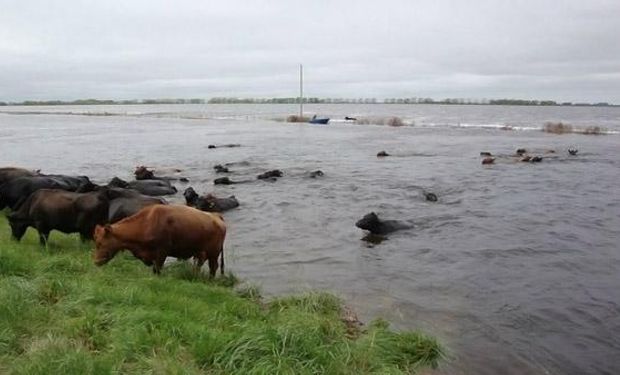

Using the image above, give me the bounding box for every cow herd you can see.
[0,166,230,275]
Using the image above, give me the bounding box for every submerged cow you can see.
[134,165,184,181]
[107,177,177,196]
[355,212,412,235]
[93,205,227,276]
[213,177,251,185]
[7,188,122,244]
[424,192,438,202]
[257,170,283,180]
[308,170,324,178]
[213,165,230,173]
[183,187,239,212]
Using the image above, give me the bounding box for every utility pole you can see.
[299,64,303,118]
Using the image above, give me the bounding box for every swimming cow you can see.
[183,187,239,212]
[93,205,227,276]
[108,177,177,196]
[214,164,230,173]
[355,212,412,235]
[308,170,324,178]
[257,170,283,180]
[425,192,438,202]
[134,166,186,181]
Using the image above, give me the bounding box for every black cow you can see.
[308,170,324,178]
[183,187,239,212]
[107,177,177,196]
[0,167,38,186]
[107,188,167,223]
[425,192,438,202]
[257,170,283,180]
[214,165,230,173]
[43,174,95,191]
[355,212,412,235]
[0,175,95,210]
[7,187,122,244]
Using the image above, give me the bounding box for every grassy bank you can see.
[0,215,442,374]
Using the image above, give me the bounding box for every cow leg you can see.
[38,231,49,247]
[152,251,166,275]
[35,222,49,247]
[219,247,225,276]
[207,257,219,278]
[194,254,207,273]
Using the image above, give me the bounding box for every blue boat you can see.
[309,115,330,124]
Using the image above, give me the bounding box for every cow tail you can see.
[219,244,225,275]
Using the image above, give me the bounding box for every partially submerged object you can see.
[425,192,438,202]
[355,212,412,235]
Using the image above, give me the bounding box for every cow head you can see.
[134,166,155,180]
[92,224,123,266]
[7,213,28,241]
[76,178,97,193]
[355,212,381,232]
[98,186,131,201]
[183,187,198,205]
[108,177,129,189]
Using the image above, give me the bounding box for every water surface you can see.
[1,104,619,374]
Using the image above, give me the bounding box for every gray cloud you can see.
[1,0,619,102]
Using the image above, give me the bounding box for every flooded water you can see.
[1,103,620,374]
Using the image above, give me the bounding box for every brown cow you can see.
[92,205,226,276]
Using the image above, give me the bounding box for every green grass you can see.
[0,215,442,374]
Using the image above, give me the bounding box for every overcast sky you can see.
[1,0,619,103]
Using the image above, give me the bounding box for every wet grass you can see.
[0,215,442,374]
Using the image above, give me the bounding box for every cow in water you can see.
[183,187,239,212]
[93,205,226,276]
[355,212,412,235]
[107,177,177,196]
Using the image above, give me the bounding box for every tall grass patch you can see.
[543,121,607,135]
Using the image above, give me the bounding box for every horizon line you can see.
[1,97,617,107]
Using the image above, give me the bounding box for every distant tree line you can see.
[0,97,615,107]
[209,97,615,107]
[207,97,380,104]
[0,98,206,106]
